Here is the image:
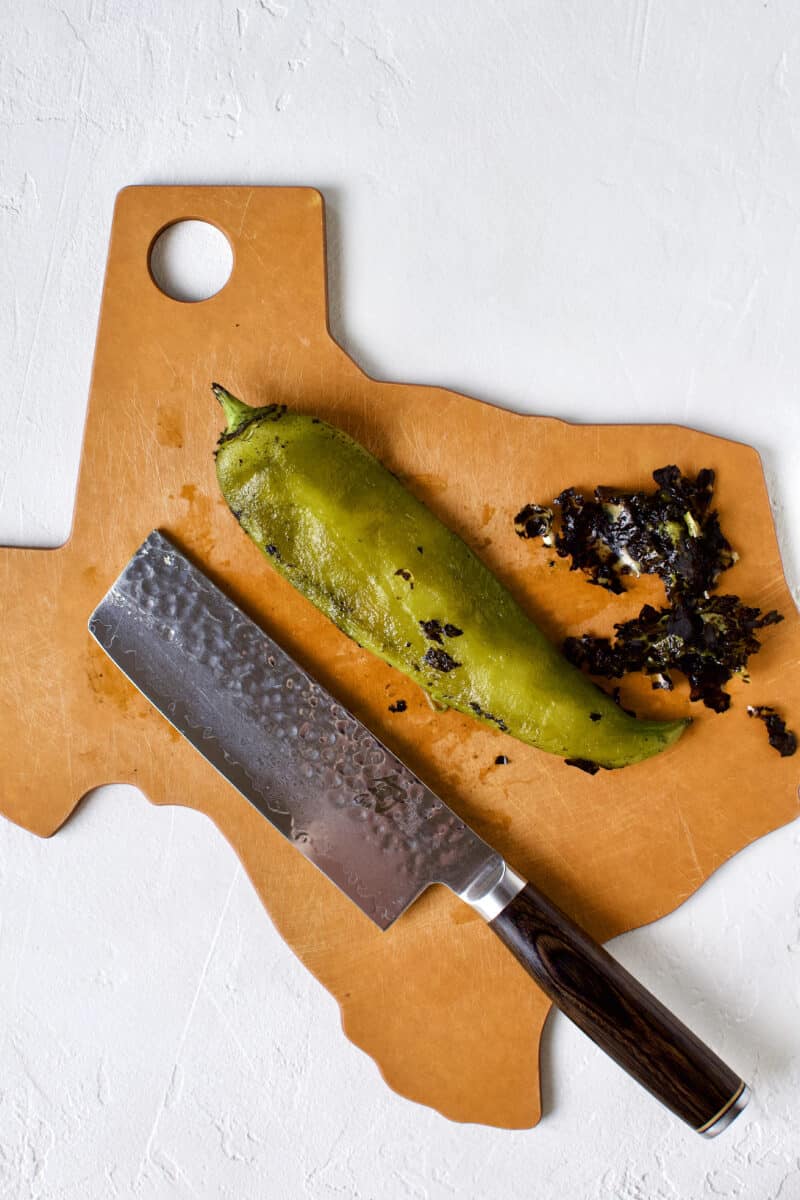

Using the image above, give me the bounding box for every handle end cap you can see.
[699,1082,750,1138]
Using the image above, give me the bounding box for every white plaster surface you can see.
[1,0,799,1195]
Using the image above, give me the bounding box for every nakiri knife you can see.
[88,530,750,1136]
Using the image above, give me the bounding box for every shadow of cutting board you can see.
[1,186,798,1129]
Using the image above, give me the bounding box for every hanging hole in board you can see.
[148,220,233,303]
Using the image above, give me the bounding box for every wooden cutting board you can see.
[2,186,798,1129]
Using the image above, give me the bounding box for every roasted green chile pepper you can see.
[213,385,688,769]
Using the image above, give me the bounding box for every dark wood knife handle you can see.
[490,882,747,1134]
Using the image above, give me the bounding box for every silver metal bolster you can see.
[698,1083,751,1138]
[459,860,527,923]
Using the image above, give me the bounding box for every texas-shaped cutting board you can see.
[1,187,798,1129]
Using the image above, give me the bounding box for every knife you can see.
[88,530,749,1136]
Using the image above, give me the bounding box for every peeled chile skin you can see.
[212,385,688,769]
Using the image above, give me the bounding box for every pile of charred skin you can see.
[514,465,796,757]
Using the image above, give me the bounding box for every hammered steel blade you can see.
[88,531,500,929]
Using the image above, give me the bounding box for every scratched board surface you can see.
[1,187,797,1128]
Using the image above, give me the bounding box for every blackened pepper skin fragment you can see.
[518,464,786,716]
[514,503,554,542]
[565,596,783,713]
[565,757,602,775]
[213,384,687,769]
[526,466,737,599]
[747,706,797,757]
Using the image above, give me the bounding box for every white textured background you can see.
[1,1,800,1196]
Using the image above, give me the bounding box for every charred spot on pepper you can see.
[747,705,797,757]
[417,546,424,554]
[589,712,602,722]
[420,619,463,644]
[265,543,281,561]
[494,755,510,765]
[423,647,461,673]
[419,619,444,644]
[468,701,509,732]
[565,757,602,775]
[388,699,407,713]
[216,403,288,445]
[394,568,414,589]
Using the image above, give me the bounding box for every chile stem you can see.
[212,383,254,434]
